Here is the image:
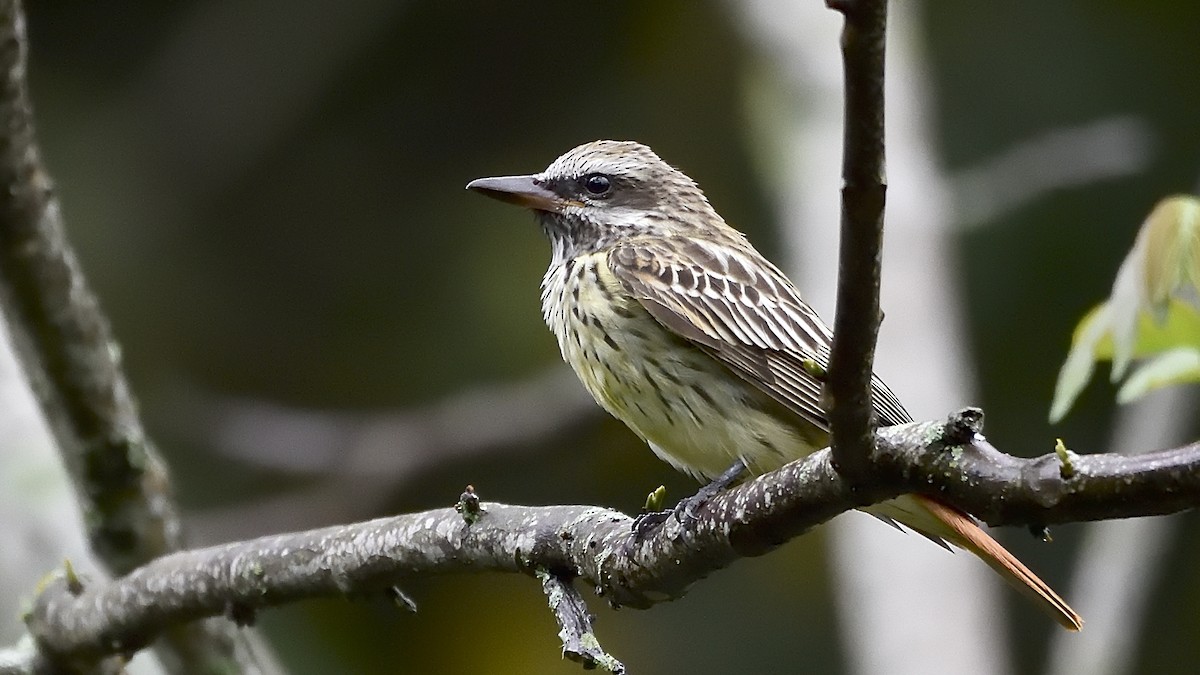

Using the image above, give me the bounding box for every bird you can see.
[466,140,1082,631]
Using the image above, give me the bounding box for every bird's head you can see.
[467,140,723,261]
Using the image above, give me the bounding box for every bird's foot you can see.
[631,508,673,541]
[630,483,722,541]
[630,460,746,542]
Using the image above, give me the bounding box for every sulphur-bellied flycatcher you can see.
[467,140,1081,630]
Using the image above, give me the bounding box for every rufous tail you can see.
[917,496,1083,631]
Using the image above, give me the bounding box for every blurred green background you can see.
[13,1,1200,673]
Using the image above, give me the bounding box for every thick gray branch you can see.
[824,0,890,483]
[18,411,1200,672]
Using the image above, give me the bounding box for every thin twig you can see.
[538,570,625,674]
[824,0,890,484]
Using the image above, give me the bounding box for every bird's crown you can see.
[533,140,730,257]
[538,140,705,209]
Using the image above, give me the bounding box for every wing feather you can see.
[608,237,910,430]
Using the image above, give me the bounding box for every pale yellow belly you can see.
[542,254,825,480]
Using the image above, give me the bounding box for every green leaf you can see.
[1051,298,1200,423]
[1141,195,1200,312]
[1109,195,1200,377]
[1049,302,1112,423]
[1116,347,1200,403]
[1136,297,1200,352]
[1050,195,1200,421]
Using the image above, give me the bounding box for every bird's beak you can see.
[466,175,566,213]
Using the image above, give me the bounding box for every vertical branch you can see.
[0,0,179,573]
[734,1,1008,669]
[824,0,888,483]
[0,2,278,672]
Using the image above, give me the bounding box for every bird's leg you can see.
[632,460,746,540]
[677,459,747,520]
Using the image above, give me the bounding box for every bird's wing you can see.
[607,236,910,428]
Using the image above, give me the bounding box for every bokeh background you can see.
[3,1,1199,674]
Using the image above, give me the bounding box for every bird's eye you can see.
[582,173,612,196]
